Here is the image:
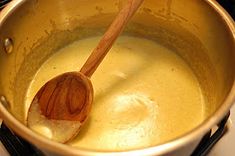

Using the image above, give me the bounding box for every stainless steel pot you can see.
[0,0,235,155]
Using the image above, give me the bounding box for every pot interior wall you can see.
[0,0,234,146]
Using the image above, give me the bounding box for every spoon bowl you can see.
[31,72,93,121]
[27,72,93,143]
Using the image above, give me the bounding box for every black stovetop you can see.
[218,0,235,19]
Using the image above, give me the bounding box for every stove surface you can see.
[208,105,235,156]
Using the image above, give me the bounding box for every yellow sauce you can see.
[26,36,205,151]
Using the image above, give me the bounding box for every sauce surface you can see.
[26,36,205,150]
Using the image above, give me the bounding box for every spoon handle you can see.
[80,0,144,77]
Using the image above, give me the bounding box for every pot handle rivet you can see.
[3,38,13,54]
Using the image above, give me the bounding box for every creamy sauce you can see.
[26,36,205,150]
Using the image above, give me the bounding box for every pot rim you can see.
[0,0,235,155]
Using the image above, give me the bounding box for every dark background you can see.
[217,0,235,19]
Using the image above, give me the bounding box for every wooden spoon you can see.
[27,0,144,143]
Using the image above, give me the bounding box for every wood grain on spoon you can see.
[34,72,92,121]
[27,0,144,143]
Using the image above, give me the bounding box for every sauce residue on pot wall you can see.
[26,36,205,151]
